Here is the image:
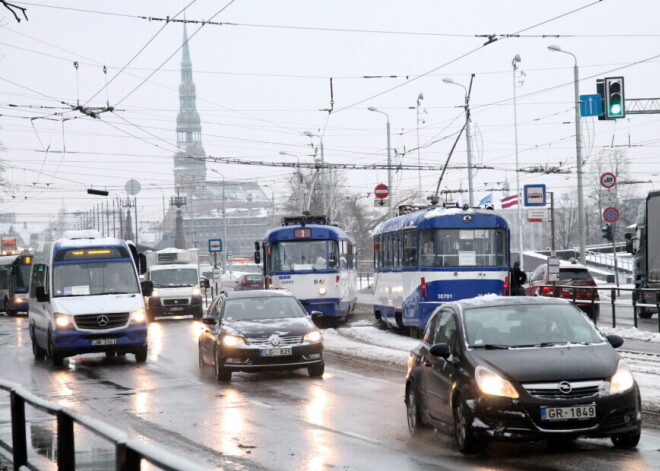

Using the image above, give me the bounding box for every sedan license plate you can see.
[260,347,292,357]
[92,338,117,346]
[540,404,596,421]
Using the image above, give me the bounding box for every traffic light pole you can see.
[612,222,620,287]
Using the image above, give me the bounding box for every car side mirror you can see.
[201,316,217,325]
[429,343,451,358]
[199,277,210,289]
[310,310,323,318]
[141,280,154,297]
[606,334,624,349]
[36,286,49,303]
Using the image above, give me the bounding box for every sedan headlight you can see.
[54,312,73,329]
[610,361,635,394]
[130,307,147,323]
[13,297,25,303]
[475,366,519,399]
[304,330,323,343]
[222,334,246,346]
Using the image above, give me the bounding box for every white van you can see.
[27,230,153,367]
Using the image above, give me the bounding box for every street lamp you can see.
[416,93,424,200]
[279,151,304,214]
[548,44,585,264]
[442,78,474,207]
[210,169,228,275]
[511,54,525,268]
[367,106,393,218]
[303,131,327,217]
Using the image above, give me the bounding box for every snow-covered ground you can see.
[325,321,660,413]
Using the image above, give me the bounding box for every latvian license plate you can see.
[92,338,117,346]
[540,404,596,421]
[260,347,292,357]
[169,307,184,311]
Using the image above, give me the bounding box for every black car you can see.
[405,296,641,454]
[198,290,324,382]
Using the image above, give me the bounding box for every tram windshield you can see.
[419,228,506,267]
[270,240,339,271]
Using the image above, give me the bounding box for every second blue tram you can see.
[257,216,358,320]
[373,205,511,336]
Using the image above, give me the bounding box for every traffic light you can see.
[603,77,625,119]
[602,225,613,242]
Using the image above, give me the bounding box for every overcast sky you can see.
[2,0,660,224]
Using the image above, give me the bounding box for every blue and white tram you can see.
[257,216,358,320]
[373,205,511,336]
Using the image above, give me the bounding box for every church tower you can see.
[173,24,206,193]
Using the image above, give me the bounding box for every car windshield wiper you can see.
[471,344,509,350]
[512,342,568,348]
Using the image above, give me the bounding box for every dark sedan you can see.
[405,296,642,454]
[198,290,324,382]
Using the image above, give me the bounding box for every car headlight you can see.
[610,361,635,394]
[192,287,201,296]
[151,289,160,297]
[304,330,323,343]
[222,334,246,346]
[131,307,147,323]
[13,297,25,303]
[318,286,327,295]
[54,312,73,329]
[475,366,519,399]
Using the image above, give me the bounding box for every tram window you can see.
[420,229,435,267]
[403,230,417,267]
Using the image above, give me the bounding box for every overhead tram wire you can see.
[82,0,198,107]
[332,0,605,114]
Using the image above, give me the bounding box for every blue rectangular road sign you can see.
[524,184,546,207]
[580,94,602,117]
[209,239,223,253]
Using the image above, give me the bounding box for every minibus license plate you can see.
[260,347,292,357]
[540,404,596,421]
[92,338,117,346]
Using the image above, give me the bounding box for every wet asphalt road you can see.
[1,314,659,471]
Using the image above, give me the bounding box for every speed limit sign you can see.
[600,172,616,189]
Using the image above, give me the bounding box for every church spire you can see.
[174,23,206,190]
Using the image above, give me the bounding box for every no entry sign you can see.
[374,183,389,199]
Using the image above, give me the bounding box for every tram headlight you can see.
[318,286,327,295]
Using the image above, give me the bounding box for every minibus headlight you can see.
[54,313,73,329]
[131,308,147,323]
[13,297,25,303]
[192,287,201,296]
[151,289,160,297]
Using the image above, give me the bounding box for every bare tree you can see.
[1,1,27,22]
[556,192,579,250]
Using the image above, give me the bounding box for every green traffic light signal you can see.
[604,77,625,119]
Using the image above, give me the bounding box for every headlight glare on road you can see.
[610,361,635,394]
[304,330,322,343]
[476,366,519,399]
[54,313,73,329]
[131,307,147,323]
[222,334,245,346]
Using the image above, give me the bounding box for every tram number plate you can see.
[260,347,292,357]
[540,404,596,421]
[92,338,117,346]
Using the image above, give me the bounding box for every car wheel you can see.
[308,362,325,378]
[611,429,641,448]
[134,346,148,363]
[193,309,203,320]
[48,334,64,368]
[453,396,480,454]
[214,348,231,382]
[31,328,46,361]
[406,383,425,435]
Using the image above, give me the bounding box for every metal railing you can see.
[538,285,660,332]
[585,250,633,274]
[0,379,209,471]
